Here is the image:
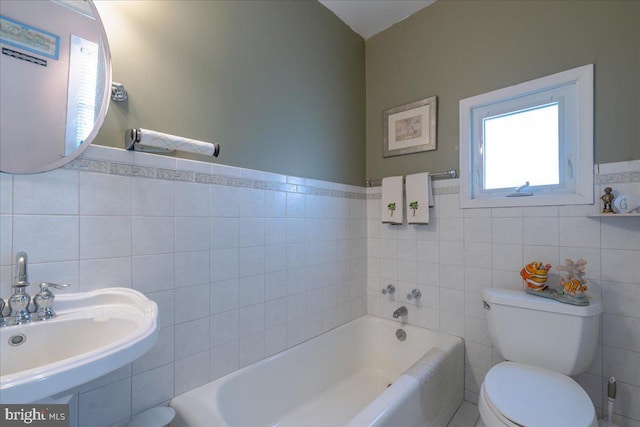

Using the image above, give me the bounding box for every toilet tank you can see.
[483,288,602,376]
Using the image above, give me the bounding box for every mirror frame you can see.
[0,0,112,174]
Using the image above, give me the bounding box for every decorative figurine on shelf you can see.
[601,187,615,213]
[520,261,552,291]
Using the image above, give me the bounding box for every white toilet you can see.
[479,288,602,427]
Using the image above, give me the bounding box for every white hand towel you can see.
[406,172,433,224]
[381,176,404,225]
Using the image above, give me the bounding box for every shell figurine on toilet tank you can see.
[520,261,552,291]
[521,258,590,306]
[557,258,589,298]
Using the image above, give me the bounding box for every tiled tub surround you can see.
[0,145,367,427]
[366,161,640,427]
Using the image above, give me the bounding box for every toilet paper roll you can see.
[126,128,220,157]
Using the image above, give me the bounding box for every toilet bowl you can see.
[478,362,598,427]
[480,288,602,427]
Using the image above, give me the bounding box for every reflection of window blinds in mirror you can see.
[65,35,98,156]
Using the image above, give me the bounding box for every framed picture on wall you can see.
[383,96,437,157]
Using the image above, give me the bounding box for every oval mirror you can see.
[0,0,111,174]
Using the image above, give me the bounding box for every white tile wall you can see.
[1,147,637,426]
[77,378,132,427]
[367,161,640,426]
[0,145,366,426]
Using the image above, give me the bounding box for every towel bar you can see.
[366,169,456,187]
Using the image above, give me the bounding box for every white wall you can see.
[366,161,640,426]
[0,145,367,426]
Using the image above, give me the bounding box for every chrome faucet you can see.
[0,297,5,326]
[393,306,408,319]
[381,284,396,295]
[407,289,422,301]
[8,252,32,324]
[2,252,70,326]
[34,282,69,320]
[16,251,28,287]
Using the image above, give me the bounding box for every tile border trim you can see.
[366,185,459,200]
[64,156,367,200]
[43,150,640,201]
[595,171,640,185]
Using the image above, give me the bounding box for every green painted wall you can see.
[365,0,640,180]
[94,0,365,186]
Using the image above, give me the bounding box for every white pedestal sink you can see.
[0,288,158,404]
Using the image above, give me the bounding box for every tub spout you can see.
[393,306,408,319]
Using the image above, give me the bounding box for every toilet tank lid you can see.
[483,288,602,317]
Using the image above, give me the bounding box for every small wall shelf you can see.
[586,213,640,218]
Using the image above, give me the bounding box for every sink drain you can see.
[8,333,26,346]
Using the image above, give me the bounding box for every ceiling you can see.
[319,0,436,40]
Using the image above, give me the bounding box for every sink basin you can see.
[0,288,158,403]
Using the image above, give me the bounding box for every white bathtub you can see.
[170,315,464,427]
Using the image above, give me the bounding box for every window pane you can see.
[483,102,559,190]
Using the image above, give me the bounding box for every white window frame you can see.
[459,64,594,208]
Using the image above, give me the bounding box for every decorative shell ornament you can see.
[521,259,590,306]
[520,261,552,291]
[557,258,589,296]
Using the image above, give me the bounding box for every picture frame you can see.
[383,96,437,157]
[0,15,60,60]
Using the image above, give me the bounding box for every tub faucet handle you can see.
[407,289,421,301]
[382,284,396,295]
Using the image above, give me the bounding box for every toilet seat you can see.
[479,362,597,427]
